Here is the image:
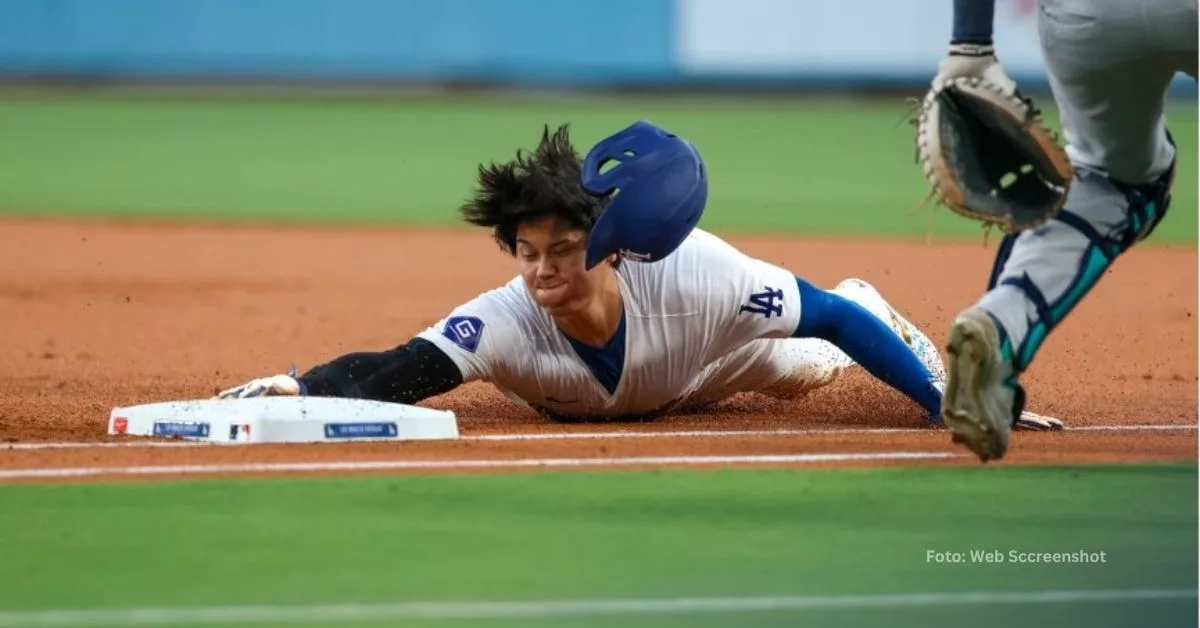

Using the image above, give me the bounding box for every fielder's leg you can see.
[942,0,1195,462]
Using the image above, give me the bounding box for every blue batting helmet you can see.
[580,120,708,269]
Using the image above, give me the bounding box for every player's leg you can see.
[684,278,1035,428]
[830,279,1064,430]
[827,278,945,383]
[736,279,945,417]
[676,281,879,409]
[942,0,1195,461]
[673,338,839,410]
[1038,1,1192,183]
[791,276,945,419]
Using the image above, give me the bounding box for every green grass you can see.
[0,464,1193,626]
[0,93,1194,242]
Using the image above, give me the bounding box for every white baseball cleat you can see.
[942,307,1023,462]
[883,300,946,385]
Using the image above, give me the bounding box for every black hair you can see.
[460,123,607,256]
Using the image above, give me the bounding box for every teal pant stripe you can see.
[1016,245,1115,370]
[1018,323,1048,371]
[1051,246,1114,321]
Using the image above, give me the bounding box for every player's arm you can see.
[214,337,465,404]
[216,289,511,403]
[701,232,942,420]
[297,338,463,403]
[952,0,996,44]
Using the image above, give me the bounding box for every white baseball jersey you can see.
[416,229,805,419]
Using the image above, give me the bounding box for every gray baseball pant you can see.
[977,0,1197,371]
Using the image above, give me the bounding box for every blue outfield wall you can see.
[0,0,677,84]
[0,0,1194,94]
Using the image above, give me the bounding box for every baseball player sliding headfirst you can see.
[218,121,1055,430]
[926,0,1195,462]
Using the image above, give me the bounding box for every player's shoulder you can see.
[661,227,795,301]
[619,228,777,304]
[424,276,547,354]
[664,227,764,271]
[681,227,747,255]
[617,228,765,286]
[451,276,544,326]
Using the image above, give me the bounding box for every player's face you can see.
[515,217,608,312]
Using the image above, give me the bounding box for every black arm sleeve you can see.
[952,0,996,44]
[296,337,464,404]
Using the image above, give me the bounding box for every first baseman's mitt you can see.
[914,77,1074,233]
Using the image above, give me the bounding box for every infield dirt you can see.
[0,218,1194,480]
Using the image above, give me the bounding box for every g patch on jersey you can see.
[443,316,485,353]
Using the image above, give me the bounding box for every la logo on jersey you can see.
[740,286,784,319]
[443,316,485,353]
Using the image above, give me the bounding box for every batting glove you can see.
[933,42,1018,96]
[216,374,303,399]
[1014,411,1064,431]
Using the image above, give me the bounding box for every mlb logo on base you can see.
[228,424,252,442]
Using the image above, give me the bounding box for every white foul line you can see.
[467,428,922,441]
[2,441,205,451]
[2,423,1194,451]
[0,588,1190,626]
[1068,425,1198,431]
[0,452,960,480]
[466,424,1198,441]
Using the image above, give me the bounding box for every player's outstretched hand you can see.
[215,374,301,399]
[933,42,1017,96]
